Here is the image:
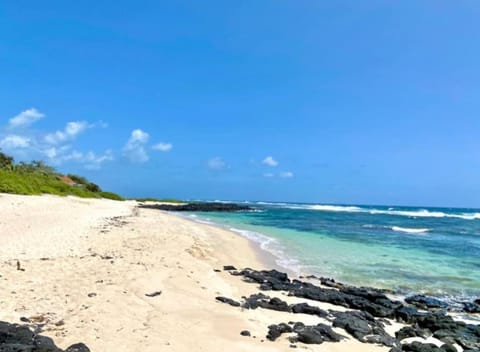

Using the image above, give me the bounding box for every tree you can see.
[0,151,14,170]
[85,182,101,193]
[29,160,57,175]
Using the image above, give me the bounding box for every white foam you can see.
[391,226,430,234]
[227,227,302,273]
[179,212,302,274]
[279,203,480,220]
[308,205,363,212]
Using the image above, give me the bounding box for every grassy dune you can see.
[0,151,123,200]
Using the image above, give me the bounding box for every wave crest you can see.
[281,204,480,220]
[391,226,430,234]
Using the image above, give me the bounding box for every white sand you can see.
[0,193,400,351]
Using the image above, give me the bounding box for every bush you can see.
[0,151,122,199]
[99,191,124,201]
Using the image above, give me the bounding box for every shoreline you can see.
[171,211,299,279]
[169,210,480,309]
[0,193,478,352]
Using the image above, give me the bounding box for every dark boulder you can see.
[416,313,480,350]
[290,303,328,318]
[295,324,345,344]
[0,321,90,352]
[390,341,457,352]
[332,310,395,346]
[405,295,448,310]
[65,344,91,352]
[215,296,241,307]
[463,302,480,313]
[267,323,293,341]
[240,268,291,291]
[395,306,425,324]
[395,326,430,341]
[241,294,290,312]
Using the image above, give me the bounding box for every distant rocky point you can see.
[139,202,252,212]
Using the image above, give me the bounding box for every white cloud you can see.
[152,142,173,152]
[62,150,83,161]
[83,150,114,169]
[129,129,149,144]
[263,172,274,177]
[8,108,45,128]
[91,120,108,128]
[44,147,58,159]
[46,149,114,169]
[279,171,294,178]
[262,156,279,167]
[208,157,226,170]
[65,121,88,136]
[123,129,150,163]
[45,121,88,145]
[0,135,31,149]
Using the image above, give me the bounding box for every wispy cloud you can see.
[1,108,114,170]
[152,142,173,152]
[123,129,150,163]
[45,121,88,145]
[262,156,279,167]
[208,157,226,170]
[46,148,114,169]
[263,171,294,178]
[8,108,45,128]
[0,135,31,149]
[279,171,294,178]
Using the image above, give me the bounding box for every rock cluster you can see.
[0,321,90,352]
[218,267,480,351]
[139,202,252,212]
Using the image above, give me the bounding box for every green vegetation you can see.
[0,150,123,200]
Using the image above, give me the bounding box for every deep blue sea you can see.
[187,202,480,303]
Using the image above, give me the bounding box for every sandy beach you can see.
[0,193,407,351]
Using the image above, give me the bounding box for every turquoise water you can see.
[188,202,480,301]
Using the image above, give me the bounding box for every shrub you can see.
[99,191,124,201]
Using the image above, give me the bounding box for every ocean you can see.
[186,202,480,304]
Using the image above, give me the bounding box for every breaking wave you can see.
[391,226,430,234]
[282,204,480,220]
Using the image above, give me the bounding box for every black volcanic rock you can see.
[395,326,431,341]
[390,341,459,352]
[0,321,90,352]
[463,302,480,313]
[395,306,425,324]
[294,324,346,344]
[290,303,328,318]
[242,293,291,312]
[216,267,480,349]
[240,330,251,337]
[215,296,241,307]
[405,295,448,310]
[65,344,91,352]
[267,323,293,341]
[139,202,252,212]
[415,313,480,350]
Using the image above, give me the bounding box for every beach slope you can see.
[0,194,392,351]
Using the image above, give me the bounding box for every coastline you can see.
[171,211,298,279]
[1,193,477,352]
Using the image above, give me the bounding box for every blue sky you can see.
[1,1,479,207]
